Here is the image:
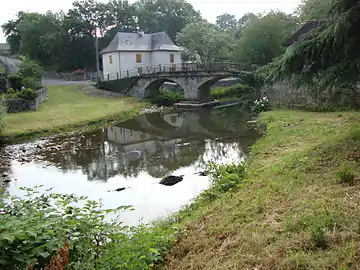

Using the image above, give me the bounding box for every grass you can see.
[162,110,360,269]
[3,84,147,143]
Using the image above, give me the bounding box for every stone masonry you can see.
[126,71,249,101]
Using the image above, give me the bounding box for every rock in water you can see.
[114,187,126,192]
[197,171,208,176]
[160,175,184,186]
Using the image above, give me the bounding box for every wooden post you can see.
[107,74,109,81]
[117,72,119,79]
[127,70,129,77]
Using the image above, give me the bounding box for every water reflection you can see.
[6,106,260,225]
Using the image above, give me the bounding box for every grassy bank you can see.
[163,110,360,269]
[3,84,147,143]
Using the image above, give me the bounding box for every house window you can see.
[109,55,113,64]
[170,54,174,63]
[170,115,177,123]
[136,54,142,63]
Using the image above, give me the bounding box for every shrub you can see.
[22,76,40,90]
[0,77,7,93]
[16,88,37,100]
[251,96,271,114]
[0,100,5,135]
[211,84,256,100]
[336,165,356,185]
[0,187,173,269]
[149,88,184,106]
[200,162,246,202]
[7,73,23,90]
[19,59,44,80]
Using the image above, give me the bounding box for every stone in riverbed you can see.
[160,175,184,186]
[197,171,209,176]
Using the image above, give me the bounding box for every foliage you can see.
[2,0,200,71]
[176,21,233,64]
[211,84,257,100]
[149,88,184,106]
[2,87,37,100]
[0,100,5,135]
[264,0,360,89]
[19,59,44,80]
[232,11,298,65]
[251,97,271,113]
[0,77,7,93]
[296,0,333,23]
[7,73,23,90]
[0,187,173,269]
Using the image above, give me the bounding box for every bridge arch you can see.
[143,78,185,98]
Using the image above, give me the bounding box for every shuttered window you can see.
[109,55,113,64]
[136,54,142,63]
[170,54,174,63]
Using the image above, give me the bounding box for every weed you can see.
[336,165,356,185]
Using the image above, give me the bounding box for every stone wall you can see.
[261,80,360,111]
[5,87,48,113]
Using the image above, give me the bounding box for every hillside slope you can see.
[164,110,360,269]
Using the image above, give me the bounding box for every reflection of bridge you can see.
[100,62,255,102]
[108,110,241,140]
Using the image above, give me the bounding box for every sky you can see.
[0,0,301,43]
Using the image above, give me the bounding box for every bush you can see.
[7,73,23,90]
[0,100,5,135]
[0,77,7,93]
[199,162,246,202]
[16,88,37,100]
[19,59,44,80]
[22,76,40,90]
[0,187,173,269]
[251,97,271,114]
[211,84,258,101]
[1,88,37,100]
[149,88,184,106]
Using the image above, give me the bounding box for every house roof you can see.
[100,32,180,54]
[283,20,325,46]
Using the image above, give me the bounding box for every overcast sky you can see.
[0,0,301,42]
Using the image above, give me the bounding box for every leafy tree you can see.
[135,0,201,40]
[176,21,232,64]
[296,0,333,23]
[232,11,298,65]
[263,0,360,88]
[216,13,238,31]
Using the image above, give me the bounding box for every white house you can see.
[100,31,182,80]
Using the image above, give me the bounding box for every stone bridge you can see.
[99,62,255,102]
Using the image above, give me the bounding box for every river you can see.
[0,106,260,226]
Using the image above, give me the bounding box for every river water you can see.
[1,106,260,226]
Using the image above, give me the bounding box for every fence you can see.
[103,62,256,82]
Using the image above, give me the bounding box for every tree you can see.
[296,0,333,23]
[232,11,298,65]
[263,0,360,88]
[176,21,232,64]
[216,13,238,31]
[135,0,201,40]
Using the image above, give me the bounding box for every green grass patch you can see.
[163,110,360,269]
[3,84,147,143]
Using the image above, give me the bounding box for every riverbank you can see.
[163,110,360,269]
[2,84,148,144]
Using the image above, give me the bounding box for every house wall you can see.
[150,51,182,70]
[102,50,182,79]
[119,51,151,77]
[102,52,120,80]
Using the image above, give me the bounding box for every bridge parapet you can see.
[103,62,257,81]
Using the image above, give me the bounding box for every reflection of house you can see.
[106,126,180,155]
[162,113,183,127]
[100,32,182,79]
